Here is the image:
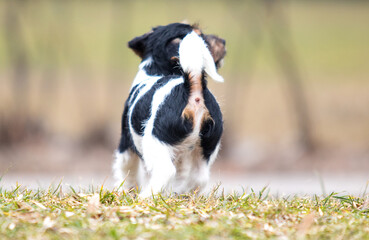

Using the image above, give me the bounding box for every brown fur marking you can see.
[181,73,213,128]
[193,28,202,35]
[192,24,202,36]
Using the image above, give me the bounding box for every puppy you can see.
[113,23,226,197]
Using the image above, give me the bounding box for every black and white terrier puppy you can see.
[113,23,226,197]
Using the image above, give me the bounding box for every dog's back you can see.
[113,23,225,197]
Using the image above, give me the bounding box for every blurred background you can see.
[1,0,368,193]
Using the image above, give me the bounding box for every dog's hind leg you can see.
[113,150,140,190]
[139,137,176,198]
[114,96,143,190]
[191,160,211,194]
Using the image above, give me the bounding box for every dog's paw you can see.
[138,189,153,198]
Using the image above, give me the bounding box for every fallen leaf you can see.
[360,197,369,210]
[8,223,16,230]
[318,208,323,216]
[43,216,55,229]
[65,211,75,218]
[87,194,101,215]
[31,200,47,210]
[297,213,315,235]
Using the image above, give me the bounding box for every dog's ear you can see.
[167,37,182,63]
[128,31,153,58]
[204,35,226,68]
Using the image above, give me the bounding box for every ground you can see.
[1,186,369,239]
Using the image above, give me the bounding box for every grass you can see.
[1,183,369,239]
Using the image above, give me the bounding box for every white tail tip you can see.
[179,31,224,82]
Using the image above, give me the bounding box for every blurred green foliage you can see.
[0,0,368,80]
[0,0,368,148]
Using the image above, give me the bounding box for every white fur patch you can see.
[112,150,140,189]
[140,137,176,197]
[112,151,125,185]
[208,142,221,166]
[129,58,161,104]
[131,57,158,88]
[138,78,184,197]
[128,76,160,154]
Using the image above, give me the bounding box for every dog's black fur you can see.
[129,23,193,76]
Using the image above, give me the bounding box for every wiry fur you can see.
[113,23,226,197]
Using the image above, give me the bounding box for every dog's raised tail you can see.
[179,31,224,82]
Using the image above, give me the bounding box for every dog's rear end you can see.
[113,23,226,197]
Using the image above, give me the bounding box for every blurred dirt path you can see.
[1,171,368,196]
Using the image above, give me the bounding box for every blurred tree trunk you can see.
[40,1,62,113]
[1,0,32,145]
[4,0,29,114]
[265,0,315,152]
[221,1,264,157]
